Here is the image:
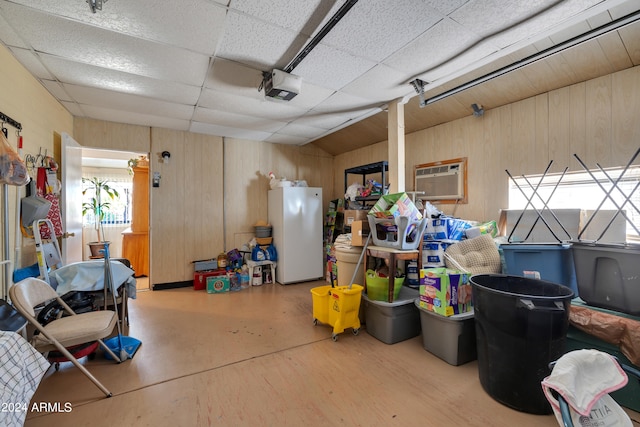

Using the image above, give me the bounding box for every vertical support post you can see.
[388,99,406,193]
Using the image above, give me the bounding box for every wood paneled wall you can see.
[333,65,640,224]
[0,46,73,294]
[74,119,334,287]
[223,138,333,250]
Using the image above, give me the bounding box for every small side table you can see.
[364,245,421,302]
[246,260,277,285]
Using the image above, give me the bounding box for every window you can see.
[508,166,640,240]
[81,172,132,227]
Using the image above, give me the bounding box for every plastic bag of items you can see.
[0,133,29,186]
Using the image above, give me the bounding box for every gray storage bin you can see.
[572,242,640,316]
[362,287,420,344]
[415,300,476,366]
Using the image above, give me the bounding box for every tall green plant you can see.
[82,177,119,243]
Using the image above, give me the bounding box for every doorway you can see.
[81,148,150,289]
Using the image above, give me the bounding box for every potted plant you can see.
[82,177,119,257]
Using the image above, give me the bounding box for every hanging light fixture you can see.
[87,0,107,13]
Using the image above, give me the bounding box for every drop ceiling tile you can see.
[275,122,326,138]
[229,0,329,33]
[384,18,480,80]
[217,11,307,71]
[198,89,307,122]
[417,39,499,82]
[8,48,54,79]
[40,80,73,102]
[60,101,85,117]
[486,1,603,49]
[5,0,227,55]
[81,105,190,131]
[450,0,559,39]
[292,112,352,130]
[266,133,310,145]
[192,107,287,133]
[341,64,416,102]
[39,54,201,105]
[284,81,335,110]
[205,58,265,98]
[423,0,469,15]
[64,85,195,120]
[190,121,273,140]
[311,91,384,120]
[0,2,209,86]
[0,11,28,48]
[291,43,377,91]
[320,0,444,61]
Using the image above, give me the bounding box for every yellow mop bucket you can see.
[311,284,363,341]
[311,234,369,341]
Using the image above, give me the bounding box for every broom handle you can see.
[348,233,371,289]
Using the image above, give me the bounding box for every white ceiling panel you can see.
[0,12,27,48]
[340,64,415,102]
[41,80,73,102]
[216,11,306,71]
[8,47,54,79]
[0,2,209,86]
[291,113,353,131]
[319,0,444,61]
[190,121,273,141]
[81,104,191,131]
[417,38,500,83]
[311,91,383,119]
[63,85,195,120]
[0,0,637,151]
[4,0,228,54]
[291,43,377,90]
[266,133,310,145]
[229,0,330,33]
[192,107,287,133]
[198,89,306,122]
[274,122,327,139]
[384,18,481,81]
[60,101,85,117]
[40,54,202,105]
[205,58,265,98]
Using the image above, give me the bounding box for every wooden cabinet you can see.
[122,163,149,276]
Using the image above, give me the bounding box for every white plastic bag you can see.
[0,132,29,186]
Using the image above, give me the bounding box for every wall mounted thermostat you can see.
[153,172,161,187]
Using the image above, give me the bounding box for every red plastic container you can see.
[194,270,225,290]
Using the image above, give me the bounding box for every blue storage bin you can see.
[500,244,578,296]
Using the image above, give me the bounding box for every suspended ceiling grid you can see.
[0,0,638,156]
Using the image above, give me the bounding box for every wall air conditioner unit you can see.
[264,69,302,101]
[414,158,467,203]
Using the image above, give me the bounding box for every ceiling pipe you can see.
[423,8,640,106]
[284,0,358,73]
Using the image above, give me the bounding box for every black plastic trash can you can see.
[470,274,574,414]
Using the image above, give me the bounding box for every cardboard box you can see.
[194,270,224,290]
[206,274,230,293]
[350,220,370,246]
[368,192,422,222]
[343,209,368,226]
[419,268,471,316]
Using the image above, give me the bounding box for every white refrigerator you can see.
[268,187,323,284]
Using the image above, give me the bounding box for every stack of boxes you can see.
[193,258,229,293]
[361,193,425,345]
